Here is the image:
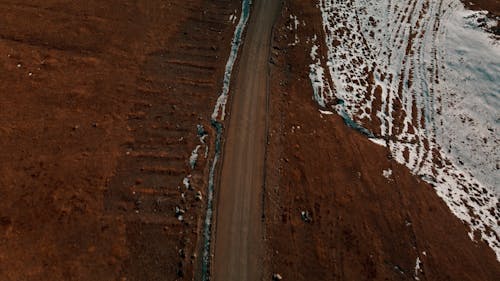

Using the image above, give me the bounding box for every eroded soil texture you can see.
[0,0,241,280]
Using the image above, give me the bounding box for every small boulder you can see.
[300,210,312,223]
[273,273,283,280]
[195,191,203,201]
[175,206,186,220]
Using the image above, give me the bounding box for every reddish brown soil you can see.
[2,1,499,280]
[0,1,238,280]
[264,1,500,280]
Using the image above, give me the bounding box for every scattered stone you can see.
[393,265,405,275]
[383,169,392,179]
[301,210,312,223]
[178,248,185,258]
[175,206,185,221]
[183,176,191,190]
[195,191,203,201]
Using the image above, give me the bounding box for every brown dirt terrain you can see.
[1,0,499,280]
[0,0,239,280]
[264,1,500,280]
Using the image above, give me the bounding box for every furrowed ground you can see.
[0,0,239,280]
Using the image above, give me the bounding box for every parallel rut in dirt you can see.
[103,1,239,280]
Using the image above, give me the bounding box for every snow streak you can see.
[202,1,252,280]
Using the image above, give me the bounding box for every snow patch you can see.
[229,10,238,24]
[211,1,252,121]
[382,169,392,179]
[369,138,387,147]
[189,145,201,169]
[182,176,191,190]
[319,109,334,115]
[414,256,423,280]
[288,14,300,46]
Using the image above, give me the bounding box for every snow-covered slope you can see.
[310,0,499,260]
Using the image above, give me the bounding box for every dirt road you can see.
[212,1,281,280]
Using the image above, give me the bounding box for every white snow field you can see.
[309,0,500,260]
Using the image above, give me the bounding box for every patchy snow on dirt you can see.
[312,0,500,260]
[288,14,301,46]
[319,109,334,115]
[229,10,238,24]
[288,14,299,31]
[383,168,392,179]
[189,145,201,169]
[414,256,423,280]
[309,43,334,107]
[369,137,387,147]
[212,1,252,121]
[182,175,191,190]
